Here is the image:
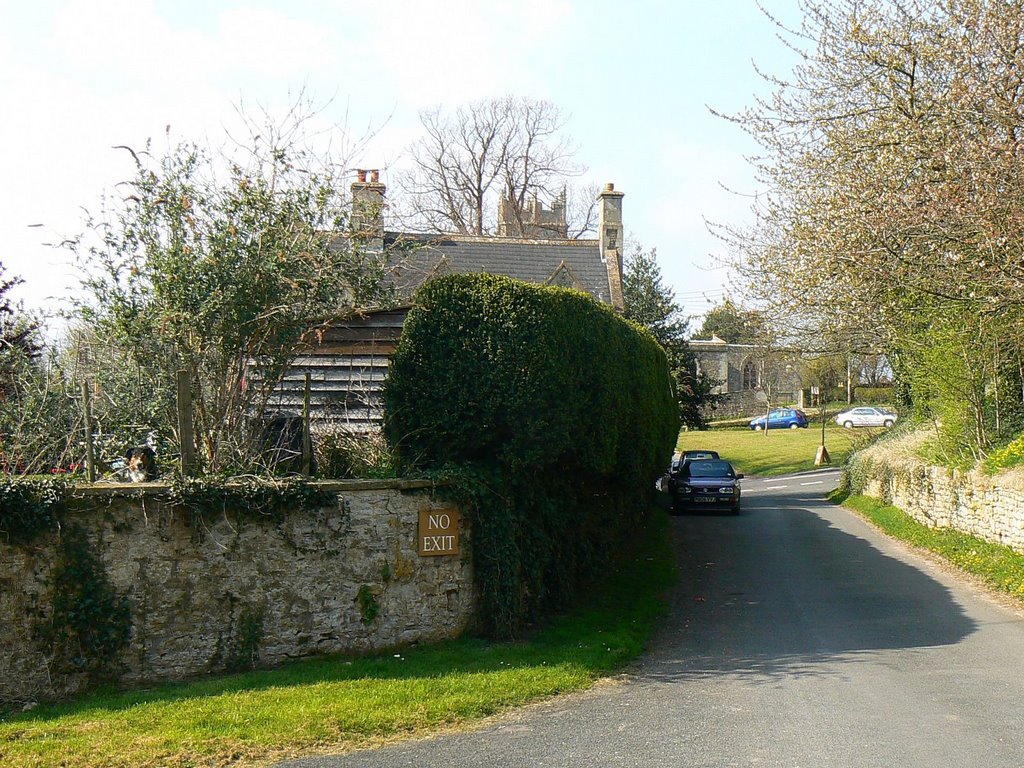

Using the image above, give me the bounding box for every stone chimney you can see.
[598,183,625,312]
[350,168,386,251]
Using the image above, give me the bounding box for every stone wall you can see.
[689,338,804,419]
[853,451,1024,551]
[0,480,473,708]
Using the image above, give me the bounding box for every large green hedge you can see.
[384,274,679,636]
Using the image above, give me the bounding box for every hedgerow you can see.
[852,386,895,405]
[384,274,679,637]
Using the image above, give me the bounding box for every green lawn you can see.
[0,509,675,768]
[677,423,877,476]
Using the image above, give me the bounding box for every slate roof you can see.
[382,231,613,305]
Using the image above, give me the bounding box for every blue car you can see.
[749,408,809,431]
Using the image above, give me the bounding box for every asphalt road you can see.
[282,468,1024,767]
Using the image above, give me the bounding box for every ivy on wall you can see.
[166,477,337,521]
[1,474,338,694]
[38,525,131,680]
[357,584,381,625]
[0,477,68,545]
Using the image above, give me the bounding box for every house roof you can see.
[689,335,735,350]
[382,232,613,305]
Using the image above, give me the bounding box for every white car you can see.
[835,407,897,428]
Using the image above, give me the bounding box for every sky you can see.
[1,0,803,334]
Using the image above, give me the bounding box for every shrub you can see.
[384,274,678,636]
[314,428,396,479]
[982,433,1024,474]
[826,386,849,403]
[853,386,895,405]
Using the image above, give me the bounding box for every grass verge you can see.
[677,424,870,476]
[0,509,675,768]
[830,488,1024,601]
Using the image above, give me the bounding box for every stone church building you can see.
[690,335,804,417]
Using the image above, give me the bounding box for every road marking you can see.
[800,481,824,486]
[765,485,788,490]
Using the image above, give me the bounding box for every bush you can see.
[982,432,1024,474]
[854,386,895,405]
[314,428,396,479]
[826,386,848,403]
[384,274,679,636]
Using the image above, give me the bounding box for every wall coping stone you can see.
[68,477,442,498]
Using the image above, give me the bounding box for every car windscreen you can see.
[685,460,735,478]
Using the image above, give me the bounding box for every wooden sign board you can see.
[418,508,459,556]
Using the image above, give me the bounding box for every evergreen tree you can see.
[622,246,717,429]
[696,299,765,345]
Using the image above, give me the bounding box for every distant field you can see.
[676,423,878,476]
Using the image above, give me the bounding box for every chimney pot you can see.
[356,169,367,183]
[604,182,614,192]
[370,169,380,183]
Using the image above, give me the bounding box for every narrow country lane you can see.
[281,469,1024,767]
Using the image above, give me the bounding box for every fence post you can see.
[176,369,196,476]
[302,372,312,476]
[81,380,96,483]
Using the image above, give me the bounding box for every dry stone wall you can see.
[852,452,1024,551]
[0,480,473,708]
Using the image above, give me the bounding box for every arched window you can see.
[742,359,758,390]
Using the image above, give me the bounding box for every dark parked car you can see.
[672,459,743,515]
[749,408,809,431]
[667,449,721,495]
[670,449,720,472]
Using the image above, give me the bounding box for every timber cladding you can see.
[268,308,408,430]
[0,480,473,707]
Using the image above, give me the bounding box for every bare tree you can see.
[714,0,1024,456]
[565,182,601,239]
[398,96,584,236]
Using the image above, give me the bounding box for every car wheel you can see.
[730,503,741,515]
[753,424,763,431]
[789,423,798,429]
[884,419,894,428]
[843,420,854,429]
